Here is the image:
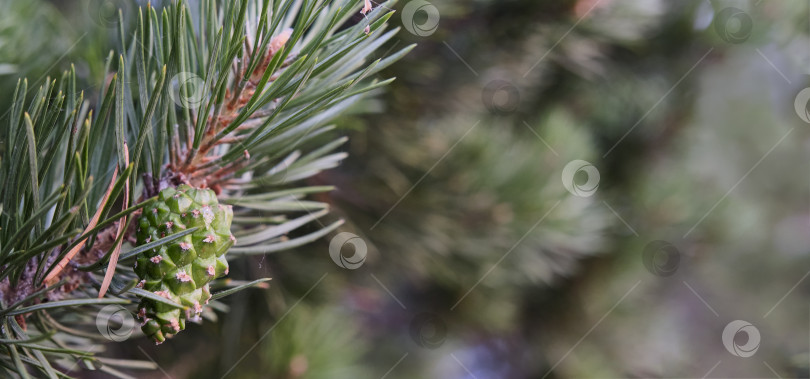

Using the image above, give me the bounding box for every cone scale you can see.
[134,185,234,343]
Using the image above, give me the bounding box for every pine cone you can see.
[134,185,234,343]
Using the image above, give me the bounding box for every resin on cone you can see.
[134,184,234,343]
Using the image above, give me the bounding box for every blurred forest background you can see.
[3,0,810,377]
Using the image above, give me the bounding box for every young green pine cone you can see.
[134,184,234,343]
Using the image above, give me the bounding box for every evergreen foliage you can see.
[0,0,406,376]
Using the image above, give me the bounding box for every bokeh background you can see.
[4,0,810,377]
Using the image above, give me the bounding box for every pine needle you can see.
[98,143,130,298]
[43,166,119,286]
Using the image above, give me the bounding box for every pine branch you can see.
[0,0,407,376]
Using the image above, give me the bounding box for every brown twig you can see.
[171,30,292,188]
